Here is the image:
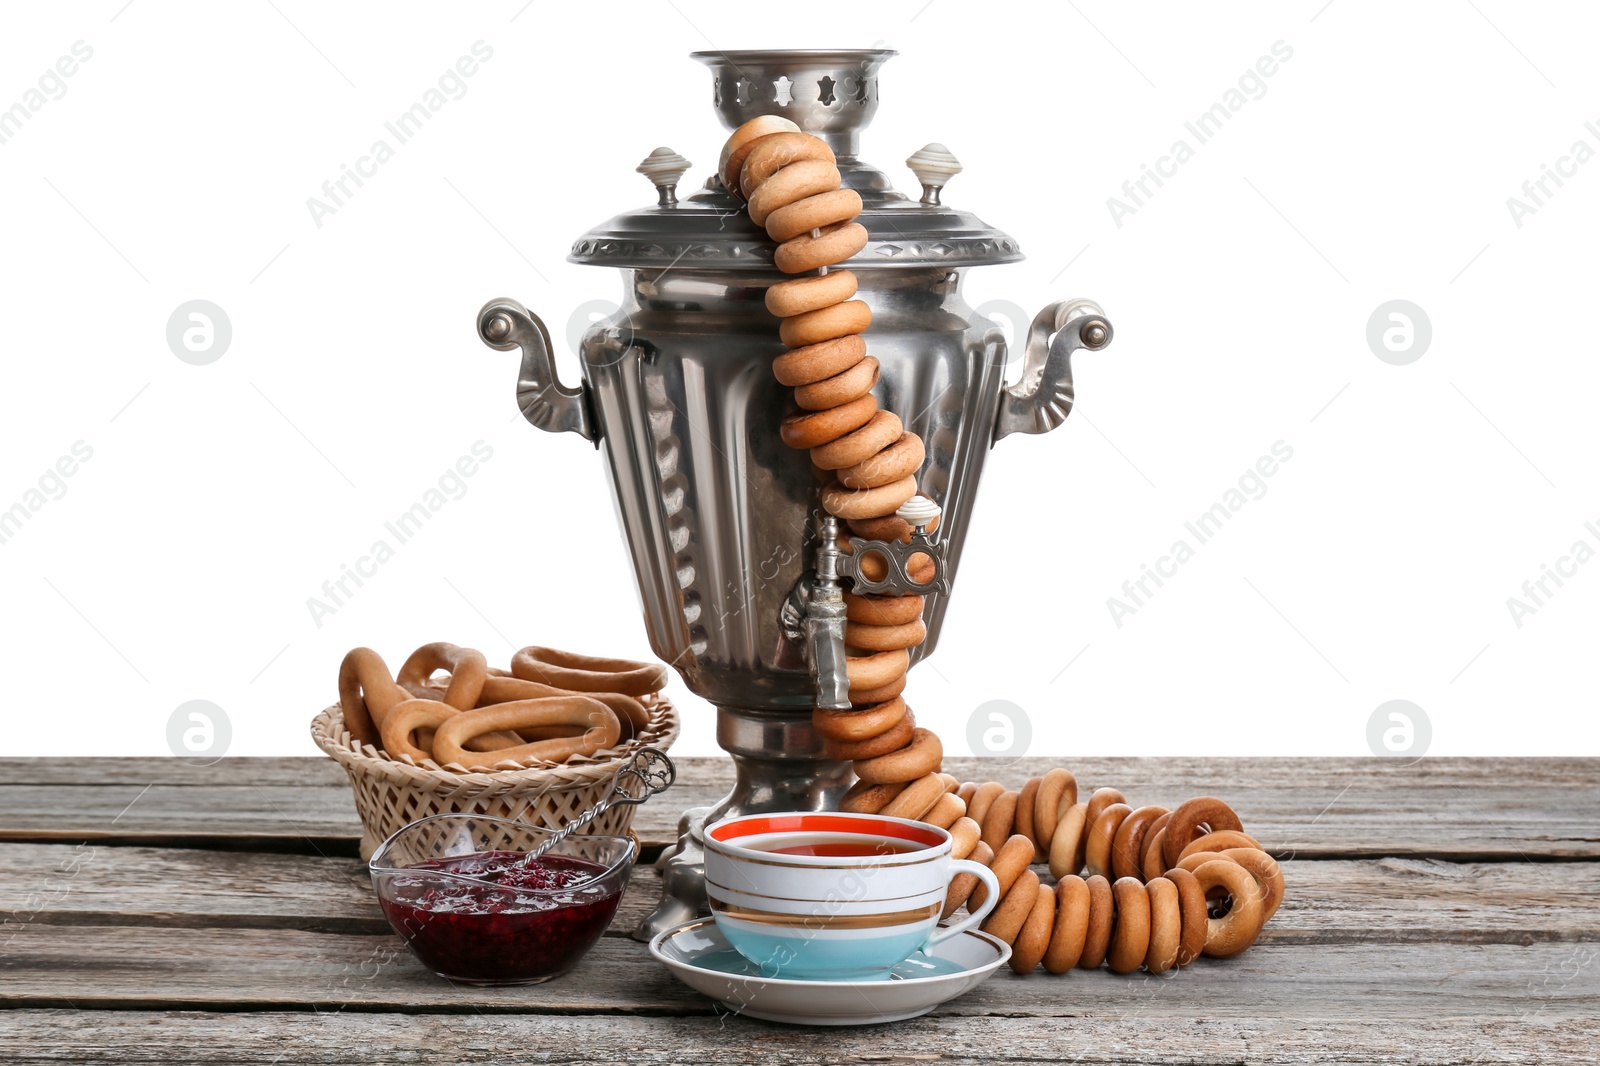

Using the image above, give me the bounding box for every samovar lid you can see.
[568,50,1023,272]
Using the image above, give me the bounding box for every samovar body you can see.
[478,49,1111,938]
[588,264,1002,690]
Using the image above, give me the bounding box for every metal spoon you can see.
[521,746,676,864]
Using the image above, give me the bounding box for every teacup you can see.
[702,811,1001,981]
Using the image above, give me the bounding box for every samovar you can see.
[477,49,1113,939]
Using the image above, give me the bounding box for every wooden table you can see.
[2,756,1597,1064]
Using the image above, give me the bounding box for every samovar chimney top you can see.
[690,49,897,158]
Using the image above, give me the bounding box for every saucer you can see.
[649,918,1010,1026]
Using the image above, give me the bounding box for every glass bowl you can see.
[369,813,634,985]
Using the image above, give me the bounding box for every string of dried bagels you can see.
[721,115,943,804]
[722,116,1283,974]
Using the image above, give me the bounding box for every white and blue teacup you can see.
[702,811,1001,981]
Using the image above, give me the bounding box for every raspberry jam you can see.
[378,850,622,984]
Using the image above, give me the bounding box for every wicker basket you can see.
[310,694,679,860]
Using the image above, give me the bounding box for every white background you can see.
[2,1,1595,760]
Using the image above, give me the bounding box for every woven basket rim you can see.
[310,693,680,791]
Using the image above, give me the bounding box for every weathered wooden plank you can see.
[0,841,655,937]
[8,755,1595,795]
[3,842,1598,946]
[0,784,365,853]
[1,922,1595,1018]
[2,1011,1597,1066]
[0,759,350,787]
[3,757,1597,858]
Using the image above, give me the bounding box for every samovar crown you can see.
[569,50,1020,273]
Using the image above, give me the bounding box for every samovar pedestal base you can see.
[633,705,853,942]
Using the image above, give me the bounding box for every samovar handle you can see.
[477,297,600,444]
[992,299,1113,443]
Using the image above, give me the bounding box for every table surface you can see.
[2,756,1597,1064]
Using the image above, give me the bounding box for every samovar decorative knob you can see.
[837,497,950,598]
[636,147,692,206]
[895,495,942,530]
[905,143,962,206]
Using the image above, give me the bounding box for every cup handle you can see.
[923,858,1001,952]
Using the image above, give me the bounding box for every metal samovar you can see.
[477,49,1113,939]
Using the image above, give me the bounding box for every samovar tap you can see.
[805,514,851,711]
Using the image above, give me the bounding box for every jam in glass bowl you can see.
[369,813,634,985]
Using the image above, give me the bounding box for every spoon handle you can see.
[521,747,676,864]
[526,798,613,860]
